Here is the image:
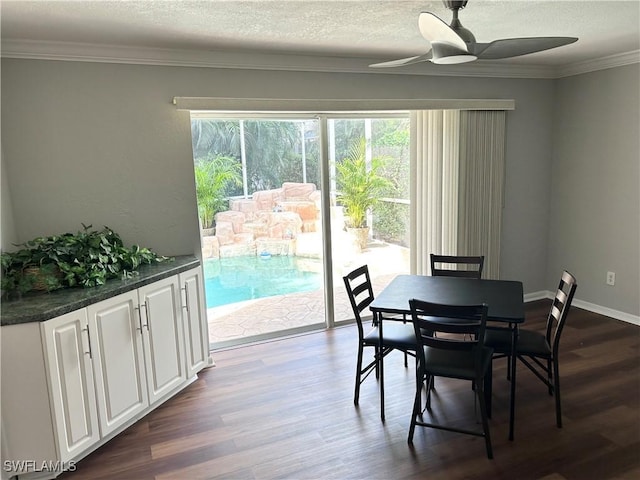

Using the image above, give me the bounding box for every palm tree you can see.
[244,120,302,191]
[194,154,242,229]
[336,138,393,229]
[191,120,242,160]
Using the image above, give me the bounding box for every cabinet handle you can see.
[134,305,144,333]
[181,286,190,313]
[82,326,93,359]
[141,303,150,331]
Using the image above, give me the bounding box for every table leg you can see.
[378,311,385,422]
[509,323,518,441]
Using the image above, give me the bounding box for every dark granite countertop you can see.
[1,255,200,326]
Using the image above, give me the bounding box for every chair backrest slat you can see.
[550,304,562,323]
[410,300,488,355]
[343,265,375,338]
[546,270,578,353]
[430,254,485,279]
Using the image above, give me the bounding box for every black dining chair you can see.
[485,270,577,428]
[408,299,493,459]
[430,254,485,279]
[343,265,417,406]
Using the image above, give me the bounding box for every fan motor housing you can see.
[443,0,468,10]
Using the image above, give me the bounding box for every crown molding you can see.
[1,39,637,80]
[556,50,640,78]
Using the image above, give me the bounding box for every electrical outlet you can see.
[606,271,616,286]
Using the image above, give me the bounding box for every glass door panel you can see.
[191,116,325,349]
[328,116,411,324]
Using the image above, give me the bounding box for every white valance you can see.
[172,96,515,112]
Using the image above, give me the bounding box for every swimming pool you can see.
[203,256,323,308]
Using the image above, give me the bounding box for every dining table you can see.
[369,274,525,441]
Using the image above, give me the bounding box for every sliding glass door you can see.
[190,112,410,348]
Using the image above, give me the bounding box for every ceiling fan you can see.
[370,0,578,67]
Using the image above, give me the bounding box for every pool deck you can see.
[207,241,409,346]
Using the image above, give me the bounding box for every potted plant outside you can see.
[0,224,170,299]
[194,154,243,233]
[335,138,393,251]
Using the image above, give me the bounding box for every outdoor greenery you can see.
[194,154,243,229]
[191,119,319,194]
[0,225,170,298]
[335,138,393,229]
[190,116,410,244]
[373,202,410,246]
[332,119,366,165]
[371,118,410,244]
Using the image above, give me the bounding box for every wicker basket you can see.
[23,265,62,291]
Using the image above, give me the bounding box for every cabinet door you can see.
[87,290,149,437]
[138,275,186,404]
[41,309,100,462]
[179,267,210,378]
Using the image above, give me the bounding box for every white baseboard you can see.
[524,290,640,326]
[523,290,551,302]
[572,298,640,326]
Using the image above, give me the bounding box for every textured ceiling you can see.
[1,0,639,68]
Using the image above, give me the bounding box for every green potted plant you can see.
[335,138,393,251]
[194,154,243,233]
[0,224,169,298]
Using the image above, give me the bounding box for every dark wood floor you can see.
[59,300,640,480]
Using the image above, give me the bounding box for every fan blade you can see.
[473,37,578,60]
[369,52,433,68]
[418,12,468,51]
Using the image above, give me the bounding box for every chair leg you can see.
[485,361,493,419]
[547,358,553,396]
[553,358,562,428]
[402,315,410,368]
[425,374,434,409]
[476,380,493,459]
[354,344,364,405]
[374,346,380,379]
[408,363,423,443]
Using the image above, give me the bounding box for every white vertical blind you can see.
[411,109,506,278]
[410,110,459,275]
[457,111,506,279]
[442,110,460,263]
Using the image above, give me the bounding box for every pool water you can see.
[203,256,323,308]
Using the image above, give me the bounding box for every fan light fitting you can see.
[430,42,476,64]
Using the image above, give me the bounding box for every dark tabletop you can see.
[370,275,525,324]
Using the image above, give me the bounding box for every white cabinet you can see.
[41,309,100,463]
[1,263,209,480]
[88,275,187,436]
[87,290,149,437]
[179,267,209,378]
[138,275,186,403]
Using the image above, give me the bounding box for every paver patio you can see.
[206,242,409,346]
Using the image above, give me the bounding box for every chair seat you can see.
[485,271,577,436]
[363,322,417,351]
[423,345,494,380]
[485,328,551,358]
[408,300,493,458]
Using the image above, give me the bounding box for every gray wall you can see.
[0,149,18,251]
[550,64,639,316]
[2,58,636,316]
